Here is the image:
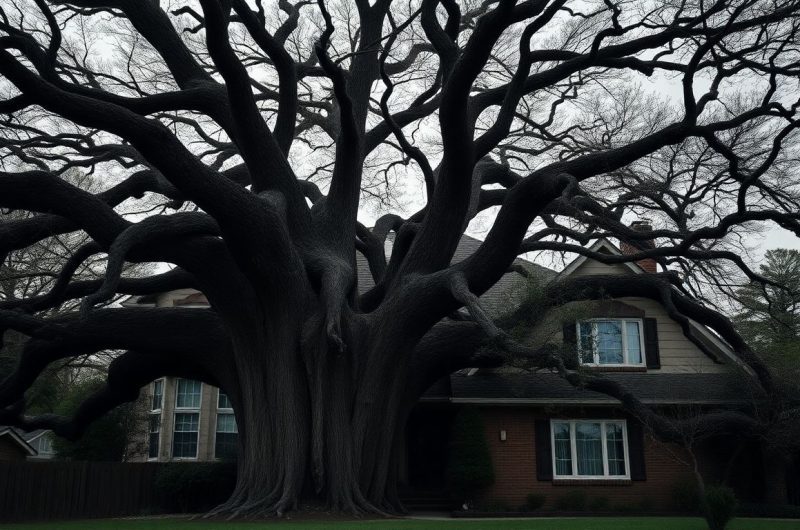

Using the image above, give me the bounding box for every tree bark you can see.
[205,309,415,517]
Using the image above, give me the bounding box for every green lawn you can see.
[3,517,799,530]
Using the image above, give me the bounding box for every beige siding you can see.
[616,297,726,373]
[552,257,728,373]
[570,258,634,277]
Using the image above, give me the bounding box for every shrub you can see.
[523,493,547,511]
[154,462,236,512]
[554,490,587,511]
[671,476,703,513]
[588,496,610,512]
[446,407,495,502]
[704,485,738,530]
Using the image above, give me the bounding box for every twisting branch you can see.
[80,213,220,314]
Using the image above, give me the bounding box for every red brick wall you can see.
[479,406,694,510]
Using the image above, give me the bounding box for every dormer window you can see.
[577,319,644,366]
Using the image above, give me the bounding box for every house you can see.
[0,426,37,462]
[124,226,775,509]
[0,426,55,461]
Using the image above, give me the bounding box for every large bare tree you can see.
[0,0,799,516]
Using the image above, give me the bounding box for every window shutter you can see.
[628,420,647,481]
[562,322,577,346]
[534,419,553,481]
[643,317,660,369]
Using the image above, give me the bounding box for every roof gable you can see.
[0,427,37,456]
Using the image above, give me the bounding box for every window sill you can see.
[583,365,647,372]
[553,478,632,486]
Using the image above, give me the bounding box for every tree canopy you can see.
[0,0,799,516]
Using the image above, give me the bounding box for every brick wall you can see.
[479,406,695,510]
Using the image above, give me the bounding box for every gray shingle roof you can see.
[356,233,556,315]
[428,372,759,405]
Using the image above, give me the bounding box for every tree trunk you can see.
[206,313,413,517]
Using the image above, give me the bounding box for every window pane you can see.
[218,391,232,409]
[596,322,623,364]
[148,414,161,459]
[216,413,237,433]
[151,380,163,410]
[552,422,573,476]
[39,436,54,455]
[606,423,626,476]
[575,422,604,475]
[578,322,594,363]
[176,379,201,408]
[215,432,238,460]
[172,432,198,458]
[626,322,642,364]
[174,412,199,431]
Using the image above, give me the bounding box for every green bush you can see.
[523,493,547,511]
[670,476,703,513]
[446,407,495,501]
[553,490,587,511]
[704,485,738,530]
[154,462,236,512]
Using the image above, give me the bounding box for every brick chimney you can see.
[620,220,657,273]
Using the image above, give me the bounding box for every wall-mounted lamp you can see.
[499,429,507,441]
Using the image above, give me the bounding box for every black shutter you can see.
[628,420,647,481]
[643,317,660,369]
[534,419,553,481]
[562,322,577,346]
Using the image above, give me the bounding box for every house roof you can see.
[422,372,758,405]
[556,238,645,279]
[356,233,557,313]
[0,426,38,456]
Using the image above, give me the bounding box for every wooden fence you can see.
[0,461,168,522]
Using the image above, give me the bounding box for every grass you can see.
[3,517,799,530]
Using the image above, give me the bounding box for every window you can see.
[578,319,644,365]
[218,391,233,410]
[148,414,161,459]
[175,379,202,409]
[151,379,163,410]
[173,379,201,459]
[32,434,55,456]
[148,380,164,460]
[551,420,629,479]
[215,391,238,460]
[173,412,199,458]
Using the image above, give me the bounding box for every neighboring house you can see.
[23,430,56,460]
[0,426,37,461]
[124,226,774,508]
[0,426,56,461]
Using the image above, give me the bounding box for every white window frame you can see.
[214,389,237,460]
[35,434,55,456]
[147,413,161,461]
[147,379,165,461]
[174,378,202,410]
[151,379,164,412]
[577,318,646,366]
[550,419,630,480]
[172,378,202,460]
